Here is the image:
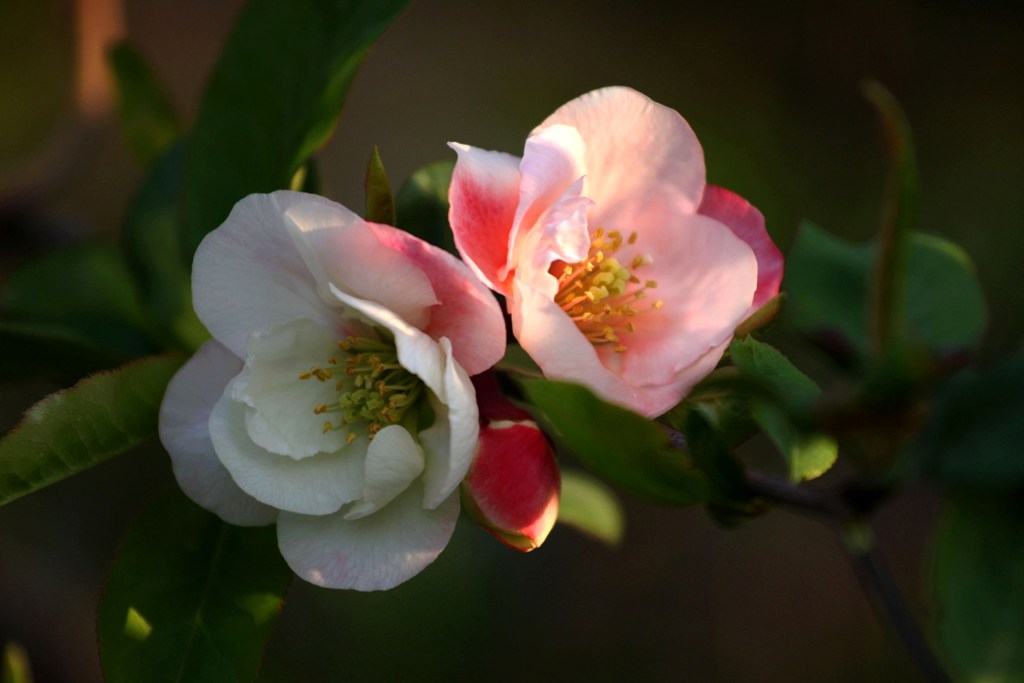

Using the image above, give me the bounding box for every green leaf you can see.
[785,223,987,364]
[916,357,1024,489]
[732,294,783,339]
[121,143,208,353]
[729,337,838,481]
[664,368,758,450]
[2,642,32,683]
[932,493,1024,682]
[556,469,624,546]
[107,41,180,167]
[363,145,395,225]
[0,354,184,507]
[98,491,291,683]
[862,80,918,356]
[394,159,456,254]
[519,378,713,506]
[682,408,751,502]
[181,0,412,255]
[1,244,155,378]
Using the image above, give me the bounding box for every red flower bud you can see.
[462,373,560,551]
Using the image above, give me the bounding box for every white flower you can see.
[159,191,505,590]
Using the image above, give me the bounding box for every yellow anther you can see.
[322,421,333,433]
[345,432,356,445]
[627,231,638,244]
[313,404,328,414]
[653,300,664,309]
[298,371,312,380]
[645,280,658,289]
[614,344,627,353]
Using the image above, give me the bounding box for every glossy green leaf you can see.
[932,494,1024,682]
[2,642,32,683]
[121,144,207,353]
[107,41,180,167]
[394,159,456,254]
[363,145,395,225]
[519,378,713,506]
[917,357,1024,489]
[0,354,184,507]
[863,80,918,355]
[98,491,290,683]
[1,243,155,379]
[557,469,624,546]
[181,0,412,254]
[664,368,757,450]
[730,337,837,481]
[785,223,987,363]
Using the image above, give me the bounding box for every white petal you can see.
[326,284,446,400]
[209,384,365,515]
[344,425,424,520]
[282,198,438,329]
[192,192,340,358]
[158,341,276,525]
[232,319,351,458]
[419,338,479,509]
[277,484,460,591]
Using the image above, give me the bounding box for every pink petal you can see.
[277,483,460,591]
[369,223,506,376]
[535,86,705,216]
[158,340,277,526]
[192,193,338,359]
[447,143,522,295]
[698,185,784,310]
[281,192,438,330]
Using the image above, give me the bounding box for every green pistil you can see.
[299,335,424,440]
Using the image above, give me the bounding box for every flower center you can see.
[298,336,423,441]
[552,228,662,352]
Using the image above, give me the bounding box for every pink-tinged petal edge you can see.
[277,483,460,591]
[698,185,783,311]
[369,222,506,376]
[447,143,522,295]
[158,340,277,526]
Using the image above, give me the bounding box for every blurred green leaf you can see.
[916,357,1024,489]
[394,159,456,254]
[932,494,1024,682]
[683,409,751,503]
[364,145,395,225]
[98,491,290,683]
[121,144,208,353]
[730,337,837,481]
[107,41,181,167]
[733,294,783,339]
[181,0,411,255]
[0,354,184,507]
[557,469,624,546]
[1,243,155,378]
[2,642,32,683]
[863,80,918,356]
[519,378,713,506]
[785,223,987,365]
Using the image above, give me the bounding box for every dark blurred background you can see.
[1,1,1021,681]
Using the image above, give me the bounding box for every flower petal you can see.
[418,338,479,509]
[277,484,460,591]
[509,125,591,271]
[535,86,705,215]
[158,340,276,526]
[281,193,438,329]
[368,223,506,375]
[232,319,352,458]
[209,383,365,515]
[598,210,757,387]
[192,193,338,359]
[698,185,784,311]
[447,143,522,294]
[344,425,424,520]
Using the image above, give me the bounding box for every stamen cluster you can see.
[299,336,423,441]
[552,228,663,352]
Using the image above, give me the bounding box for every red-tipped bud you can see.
[463,372,560,552]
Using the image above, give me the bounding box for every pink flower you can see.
[159,191,506,591]
[448,87,783,417]
[461,372,560,551]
